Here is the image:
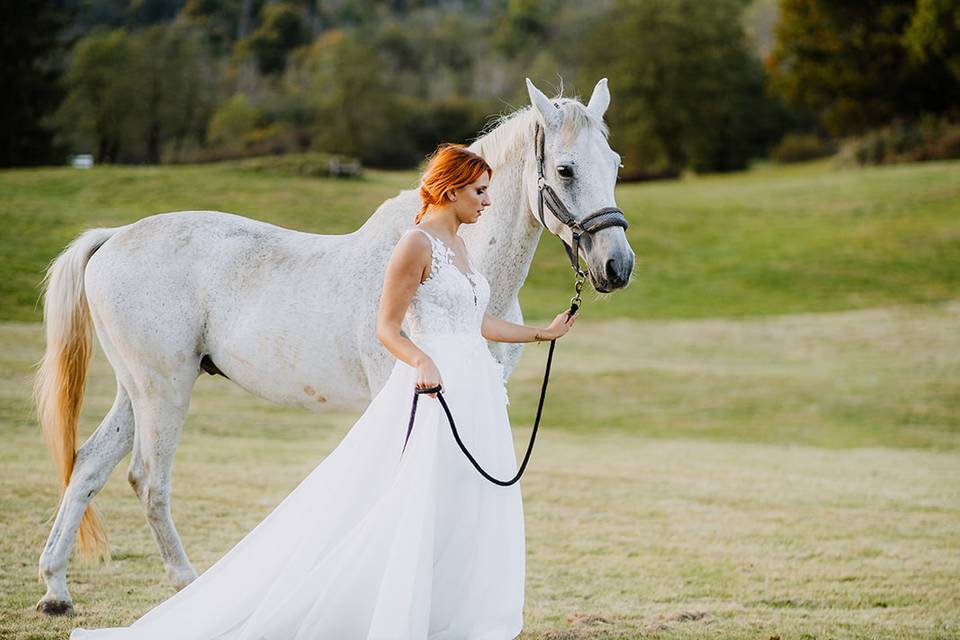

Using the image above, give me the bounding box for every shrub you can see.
[230,153,362,178]
[207,94,261,150]
[835,117,960,167]
[771,133,833,163]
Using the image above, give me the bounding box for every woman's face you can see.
[451,173,491,224]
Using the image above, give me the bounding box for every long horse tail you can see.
[34,227,120,568]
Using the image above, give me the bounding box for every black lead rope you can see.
[401,307,572,487]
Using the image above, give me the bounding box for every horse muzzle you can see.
[581,224,634,293]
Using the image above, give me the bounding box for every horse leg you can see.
[36,386,135,615]
[126,370,199,591]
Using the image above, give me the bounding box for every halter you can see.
[534,121,629,313]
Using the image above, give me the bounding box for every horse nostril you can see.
[605,259,620,285]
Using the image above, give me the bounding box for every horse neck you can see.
[465,123,543,317]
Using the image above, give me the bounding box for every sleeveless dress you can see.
[69,227,525,640]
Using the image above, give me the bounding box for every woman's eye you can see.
[557,165,574,179]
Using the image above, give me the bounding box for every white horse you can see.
[34,78,635,615]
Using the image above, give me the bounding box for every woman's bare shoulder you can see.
[397,228,432,252]
[389,228,432,267]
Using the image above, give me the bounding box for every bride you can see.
[69,143,577,640]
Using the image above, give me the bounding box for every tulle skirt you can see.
[70,332,524,640]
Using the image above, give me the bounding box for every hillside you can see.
[1,159,958,323]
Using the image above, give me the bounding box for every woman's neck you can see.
[421,208,461,238]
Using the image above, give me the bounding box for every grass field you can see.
[2,311,958,639]
[1,159,959,322]
[1,159,958,638]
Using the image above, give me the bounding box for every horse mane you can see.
[469,94,609,170]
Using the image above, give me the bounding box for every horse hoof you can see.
[171,569,198,591]
[36,598,74,616]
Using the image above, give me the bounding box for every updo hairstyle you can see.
[416,144,492,224]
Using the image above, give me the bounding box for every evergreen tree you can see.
[583,0,781,176]
[56,29,144,162]
[770,0,960,136]
[1,0,69,166]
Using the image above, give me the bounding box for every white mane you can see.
[470,97,609,170]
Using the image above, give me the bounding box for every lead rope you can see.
[402,267,583,487]
[401,306,572,487]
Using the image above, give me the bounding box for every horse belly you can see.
[207,308,371,411]
[202,253,376,412]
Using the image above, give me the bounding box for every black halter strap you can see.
[534,122,629,282]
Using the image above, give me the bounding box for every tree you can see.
[207,93,261,148]
[1,0,68,166]
[182,0,250,52]
[57,29,144,163]
[904,0,960,84]
[769,0,960,137]
[306,30,409,164]
[241,2,310,74]
[58,25,218,163]
[493,0,554,58]
[136,25,219,162]
[583,0,782,176]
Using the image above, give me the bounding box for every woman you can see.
[69,144,577,640]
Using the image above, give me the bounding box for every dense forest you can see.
[4,0,959,175]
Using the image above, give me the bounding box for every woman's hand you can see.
[416,358,443,397]
[481,309,579,344]
[539,309,578,341]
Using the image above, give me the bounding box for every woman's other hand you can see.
[541,309,578,341]
[416,358,443,397]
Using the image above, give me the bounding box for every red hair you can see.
[416,144,492,224]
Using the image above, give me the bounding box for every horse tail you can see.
[34,227,119,567]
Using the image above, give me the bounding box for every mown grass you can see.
[1,159,958,322]
[510,301,960,451]
[1,314,958,639]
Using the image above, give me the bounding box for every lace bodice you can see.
[403,227,490,339]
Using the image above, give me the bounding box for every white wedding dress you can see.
[70,227,525,640]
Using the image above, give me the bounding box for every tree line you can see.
[4,0,958,176]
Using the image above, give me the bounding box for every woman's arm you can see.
[481,309,578,343]
[375,232,443,393]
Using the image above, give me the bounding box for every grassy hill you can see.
[1,158,958,323]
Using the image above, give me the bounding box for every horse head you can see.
[524,78,635,293]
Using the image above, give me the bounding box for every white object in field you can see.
[70,154,94,169]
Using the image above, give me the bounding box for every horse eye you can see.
[557,165,574,179]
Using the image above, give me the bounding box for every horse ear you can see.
[586,78,610,120]
[526,78,562,130]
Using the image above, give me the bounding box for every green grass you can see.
[0,163,415,323]
[524,158,960,320]
[510,302,960,450]
[1,315,958,639]
[1,159,958,323]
